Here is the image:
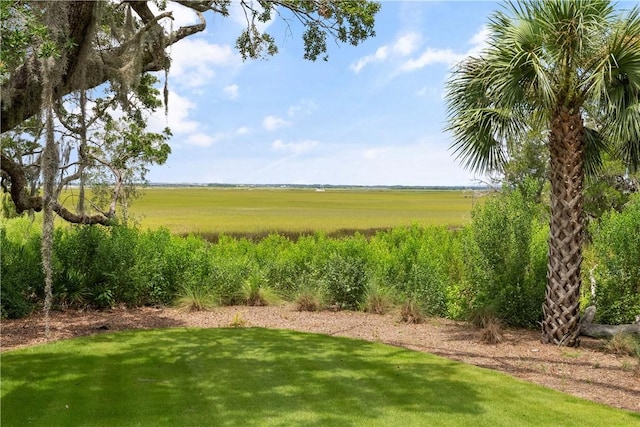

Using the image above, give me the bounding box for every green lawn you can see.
[117,187,477,234]
[2,328,637,426]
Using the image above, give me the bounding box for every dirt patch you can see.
[2,304,639,413]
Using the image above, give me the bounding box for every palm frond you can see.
[445,0,640,175]
[607,102,640,171]
[583,127,608,176]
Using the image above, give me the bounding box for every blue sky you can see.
[145,1,503,186]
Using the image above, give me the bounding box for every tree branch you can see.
[1,2,208,134]
[1,151,112,225]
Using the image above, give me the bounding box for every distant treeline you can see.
[147,183,489,191]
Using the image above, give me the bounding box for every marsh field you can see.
[120,186,479,236]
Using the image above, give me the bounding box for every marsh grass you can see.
[187,227,390,243]
[124,187,474,235]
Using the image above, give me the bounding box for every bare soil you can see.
[2,304,639,413]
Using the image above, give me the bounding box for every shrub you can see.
[461,189,547,327]
[323,235,370,310]
[131,228,187,306]
[208,257,256,305]
[368,225,451,317]
[604,333,640,358]
[52,225,106,307]
[0,227,43,318]
[469,306,505,344]
[96,225,138,306]
[589,194,640,324]
[480,316,504,345]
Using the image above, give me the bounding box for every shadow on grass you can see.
[2,328,483,426]
[2,328,639,426]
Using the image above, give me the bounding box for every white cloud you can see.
[271,139,319,154]
[262,115,291,131]
[185,127,250,147]
[148,90,251,150]
[224,84,239,99]
[350,32,421,73]
[351,46,389,73]
[399,25,490,73]
[351,25,490,76]
[363,147,388,160]
[400,48,465,72]
[148,138,476,186]
[169,38,240,87]
[148,90,199,135]
[288,99,318,117]
[467,25,490,56]
[392,33,421,56]
[235,126,250,135]
[186,133,218,147]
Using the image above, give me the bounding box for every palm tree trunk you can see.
[542,108,585,347]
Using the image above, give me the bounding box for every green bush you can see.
[0,227,43,318]
[133,229,200,305]
[324,235,370,310]
[368,225,452,317]
[96,226,138,306]
[52,225,139,308]
[254,233,302,298]
[52,225,106,307]
[461,189,547,327]
[589,194,640,324]
[206,249,257,306]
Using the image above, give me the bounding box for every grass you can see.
[104,187,477,235]
[3,329,638,426]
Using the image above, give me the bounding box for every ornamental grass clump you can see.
[362,280,396,315]
[294,278,327,312]
[175,282,217,312]
[241,274,281,306]
[470,307,504,344]
[605,332,640,358]
[399,296,425,324]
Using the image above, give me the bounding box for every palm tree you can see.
[446,0,640,346]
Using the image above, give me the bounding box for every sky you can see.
[143,1,504,186]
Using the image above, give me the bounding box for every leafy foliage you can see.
[588,194,640,324]
[0,226,42,318]
[324,235,370,310]
[461,188,548,327]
